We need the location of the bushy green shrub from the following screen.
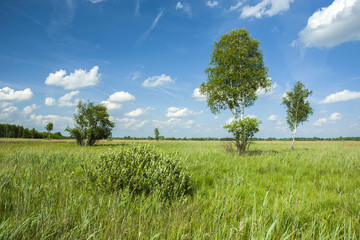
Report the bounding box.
[83,144,192,199]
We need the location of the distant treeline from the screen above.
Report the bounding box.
[116,136,360,141]
[0,123,65,139]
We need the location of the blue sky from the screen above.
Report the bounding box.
[0,0,359,138]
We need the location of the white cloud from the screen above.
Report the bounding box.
[58,91,80,107]
[167,107,192,117]
[125,107,153,117]
[116,118,148,130]
[314,112,342,126]
[101,91,136,110]
[176,2,183,9]
[319,90,360,104]
[0,87,33,107]
[137,8,165,45]
[45,66,100,90]
[45,97,56,106]
[153,118,195,129]
[230,1,243,11]
[225,115,257,125]
[176,2,192,17]
[298,0,360,48]
[206,1,219,8]
[329,112,343,121]
[268,115,278,121]
[239,0,294,18]
[256,81,277,96]
[89,0,105,3]
[23,104,38,115]
[30,114,73,128]
[192,88,206,101]
[3,106,18,113]
[142,74,175,88]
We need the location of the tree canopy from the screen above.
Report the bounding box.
[200,28,270,154]
[200,28,270,120]
[66,101,115,146]
[282,81,313,149]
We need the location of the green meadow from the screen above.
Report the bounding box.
[0,140,359,239]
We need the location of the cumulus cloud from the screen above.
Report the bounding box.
[125,107,154,117]
[45,66,100,90]
[142,74,175,88]
[238,0,294,18]
[206,1,219,8]
[3,106,18,113]
[23,104,38,115]
[45,97,56,106]
[192,88,206,101]
[153,118,195,129]
[166,107,202,118]
[314,112,343,126]
[30,114,73,128]
[256,81,277,96]
[58,91,80,107]
[268,114,278,121]
[0,87,33,107]
[298,0,360,48]
[319,90,360,104]
[101,91,136,110]
[116,118,148,130]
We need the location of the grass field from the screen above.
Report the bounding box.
[0,139,359,239]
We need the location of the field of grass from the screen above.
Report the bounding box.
[0,139,359,239]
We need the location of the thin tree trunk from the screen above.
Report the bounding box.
[240,103,244,120]
[291,124,297,150]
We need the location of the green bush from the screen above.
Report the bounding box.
[83,144,192,199]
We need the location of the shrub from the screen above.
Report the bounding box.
[83,144,192,199]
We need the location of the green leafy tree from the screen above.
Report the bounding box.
[154,128,159,141]
[282,81,313,149]
[66,101,115,146]
[200,28,270,154]
[45,122,53,139]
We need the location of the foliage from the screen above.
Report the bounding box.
[45,122,53,139]
[65,101,115,146]
[83,144,192,199]
[224,117,261,154]
[282,81,313,149]
[200,28,270,119]
[0,123,65,139]
[154,128,160,141]
[200,28,269,153]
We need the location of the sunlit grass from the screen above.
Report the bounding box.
[0,140,359,239]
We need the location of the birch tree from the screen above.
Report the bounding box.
[200,28,270,153]
[282,81,313,149]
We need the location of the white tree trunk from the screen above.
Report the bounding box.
[291,123,297,150]
[240,102,244,120]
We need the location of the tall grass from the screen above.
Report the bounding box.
[0,140,359,239]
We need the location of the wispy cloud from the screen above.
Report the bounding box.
[206,1,219,8]
[314,112,343,126]
[176,2,192,17]
[137,8,165,45]
[233,0,294,19]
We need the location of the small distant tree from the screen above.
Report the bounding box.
[200,28,270,154]
[154,128,159,141]
[282,81,313,149]
[66,101,115,146]
[45,122,53,139]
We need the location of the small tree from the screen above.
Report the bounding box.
[282,81,313,149]
[154,128,159,141]
[200,28,270,154]
[45,122,53,139]
[66,101,115,146]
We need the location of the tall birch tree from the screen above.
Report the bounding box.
[200,28,270,153]
[282,81,313,149]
